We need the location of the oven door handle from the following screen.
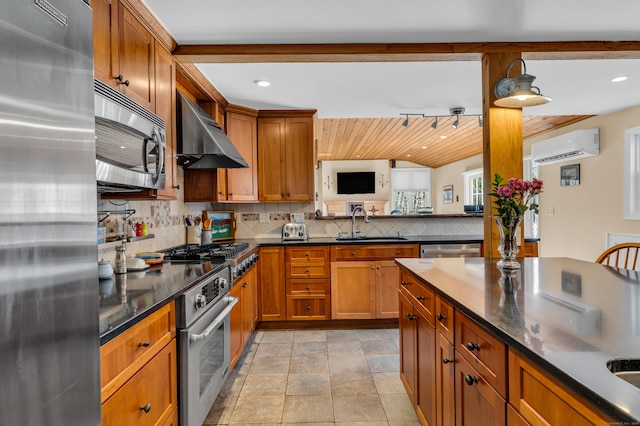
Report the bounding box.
[189,296,239,343]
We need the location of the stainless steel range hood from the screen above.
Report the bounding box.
[176,90,248,169]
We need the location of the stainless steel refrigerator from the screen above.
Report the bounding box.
[0,0,101,425]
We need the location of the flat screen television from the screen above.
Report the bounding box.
[336,171,376,194]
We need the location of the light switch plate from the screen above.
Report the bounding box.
[259,213,269,223]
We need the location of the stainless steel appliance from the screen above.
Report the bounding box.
[420,243,482,258]
[282,222,309,241]
[95,78,166,192]
[177,90,248,169]
[0,1,100,425]
[177,264,238,426]
[163,242,250,262]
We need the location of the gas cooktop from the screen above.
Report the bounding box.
[162,242,249,263]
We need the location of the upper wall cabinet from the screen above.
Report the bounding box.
[258,112,316,202]
[93,0,155,112]
[225,107,259,202]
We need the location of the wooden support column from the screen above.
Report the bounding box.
[482,52,524,258]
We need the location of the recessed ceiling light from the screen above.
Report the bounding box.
[406,154,412,157]
[440,135,447,139]
[611,76,628,83]
[421,146,427,149]
[255,80,271,87]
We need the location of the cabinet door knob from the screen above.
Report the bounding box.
[114,74,130,86]
[351,252,356,256]
[416,296,425,301]
[242,282,248,288]
[437,313,447,321]
[306,285,310,290]
[138,341,150,348]
[173,184,181,189]
[396,251,400,254]
[306,305,311,310]
[305,252,310,256]
[466,342,480,351]
[442,358,453,364]
[305,269,310,273]
[405,313,416,321]
[464,375,479,386]
[140,403,152,413]
[218,191,223,195]
[371,266,375,270]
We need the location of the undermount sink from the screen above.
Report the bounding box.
[335,236,408,241]
[607,358,640,388]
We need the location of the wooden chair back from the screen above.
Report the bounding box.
[595,242,640,270]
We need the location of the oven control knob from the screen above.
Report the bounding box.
[194,294,207,310]
[219,277,228,290]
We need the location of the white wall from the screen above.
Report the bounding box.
[526,105,640,261]
[431,154,483,214]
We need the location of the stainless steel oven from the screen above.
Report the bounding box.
[177,264,237,426]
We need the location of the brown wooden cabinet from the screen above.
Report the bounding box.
[93,0,155,111]
[508,350,612,426]
[226,108,259,202]
[285,246,330,320]
[436,331,455,426]
[231,263,259,368]
[100,302,177,426]
[258,247,286,321]
[331,244,418,320]
[454,355,506,426]
[258,113,315,202]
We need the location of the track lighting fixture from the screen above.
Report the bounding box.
[494,58,551,108]
[450,107,464,129]
[399,108,481,129]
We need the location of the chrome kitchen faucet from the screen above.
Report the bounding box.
[351,205,371,238]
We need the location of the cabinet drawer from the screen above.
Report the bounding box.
[331,244,418,261]
[101,341,178,426]
[285,246,330,264]
[101,302,175,402]
[454,355,506,426]
[400,272,435,324]
[286,262,330,279]
[455,312,507,397]
[286,296,330,320]
[287,279,329,295]
[435,295,454,344]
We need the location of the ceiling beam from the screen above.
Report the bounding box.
[173,41,640,63]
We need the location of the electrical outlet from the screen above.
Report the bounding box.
[546,207,555,216]
[259,213,270,223]
[291,212,304,223]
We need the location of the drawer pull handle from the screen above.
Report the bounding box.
[305,253,309,256]
[140,403,152,413]
[306,285,310,290]
[442,358,453,364]
[466,342,480,351]
[464,375,478,386]
[242,282,248,288]
[396,251,400,254]
[416,296,425,301]
[351,252,356,256]
[405,313,416,321]
[114,74,130,86]
[138,341,150,348]
[437,313,447,321]
[306,269,310,273]
[401,280,407,285]
[306,305,311,310]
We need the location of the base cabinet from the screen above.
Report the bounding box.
[230,264,258,369]
[100,302,177,426]
[258,247,286,321]
[435,331,455,426]
[454,355,506,426]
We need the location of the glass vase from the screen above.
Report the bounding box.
[494,215,523,269]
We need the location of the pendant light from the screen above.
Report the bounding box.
[494,58,551,108]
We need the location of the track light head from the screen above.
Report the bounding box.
[431,117,438,130]
[402,116,409,127]
[449,107,464,129]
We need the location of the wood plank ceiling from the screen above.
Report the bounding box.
[316,115,592,168]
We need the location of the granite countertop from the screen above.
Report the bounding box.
[250,235,485,246]
[98,261,222,345]
[396,257,640,423]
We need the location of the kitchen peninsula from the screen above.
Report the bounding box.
[396,257,640,425]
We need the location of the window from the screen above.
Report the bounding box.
[523,157,540,238]
[462,168,483,205]
[391,168,431,214]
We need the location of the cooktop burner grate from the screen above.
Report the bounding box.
[162,242,249,262]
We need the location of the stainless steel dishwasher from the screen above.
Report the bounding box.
[420,243,482,258]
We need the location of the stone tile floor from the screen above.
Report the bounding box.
[203,328,419,425]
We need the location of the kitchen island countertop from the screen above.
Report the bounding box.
[396,257,640,423]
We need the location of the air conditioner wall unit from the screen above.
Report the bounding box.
[531,128,599,165]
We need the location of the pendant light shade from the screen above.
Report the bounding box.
[494,58,551,108]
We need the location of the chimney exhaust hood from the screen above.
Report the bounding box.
[176,89,248,169]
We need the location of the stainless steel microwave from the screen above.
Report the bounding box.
[94,79,166,192]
